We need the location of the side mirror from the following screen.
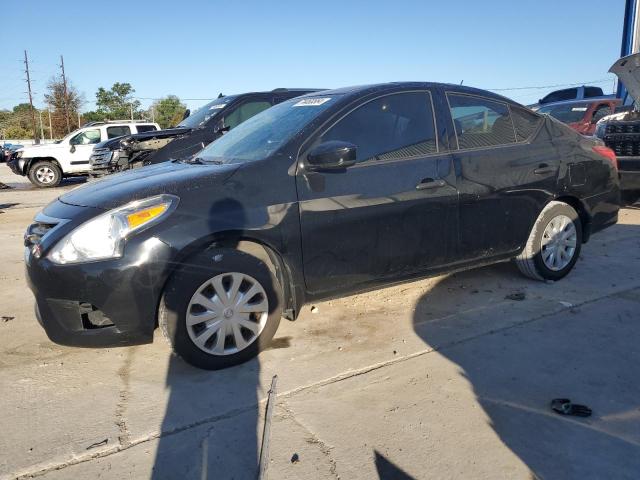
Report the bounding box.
[70,145,76,153]
[182,109,191,120]
[307,141,357,172]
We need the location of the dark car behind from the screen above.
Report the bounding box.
[89,88,320,175]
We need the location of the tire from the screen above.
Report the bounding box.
[28,160,62,188]
[159,248,283,370]
[515,201,582,281]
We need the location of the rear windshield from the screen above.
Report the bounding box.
[537,103,589,123]
[196,96,336,164]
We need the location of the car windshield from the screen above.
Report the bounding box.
[177,96,239,128]
[196,96,337,164]
[538,103,590,123]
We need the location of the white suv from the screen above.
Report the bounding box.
[8,121,160,187]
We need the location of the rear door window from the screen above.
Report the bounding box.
[106,126,131,139]
[318,91,438,163]
[447,94,516,149]
[541,88,578,103]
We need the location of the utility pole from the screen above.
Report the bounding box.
[130,103,134,121]
[60,55,71,134]
[39,110,44,140]
[78,112,81,128]
[47,109,53,140]
[23,50,39,144]
[151,105,155,123]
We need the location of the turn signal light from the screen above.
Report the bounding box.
[126,204,169,229]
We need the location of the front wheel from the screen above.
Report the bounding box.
[28,161,62,188]
[159,248,283,370]
[515,201,582,281]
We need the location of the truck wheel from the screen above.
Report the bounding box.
[28,161,62,188]
[515,201,582,281]
[159,248,283,370]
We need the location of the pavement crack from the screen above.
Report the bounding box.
[115,348,135,448]
[279,401,340,479]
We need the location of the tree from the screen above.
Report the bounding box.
[44,76,84,137]
[95,82,141,119]
[149,95,186,129]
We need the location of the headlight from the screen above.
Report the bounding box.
[15,150,23,159]
[48,195,178,264]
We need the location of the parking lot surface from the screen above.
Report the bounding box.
[1,165,639,480]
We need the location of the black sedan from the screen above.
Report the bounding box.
[24,83,620,369]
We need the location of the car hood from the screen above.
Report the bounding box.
[610,53,640,104]
[59,160,239,210]
[98,127,193,150]
[21,143,64,153]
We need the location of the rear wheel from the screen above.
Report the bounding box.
[28,161,62,188]
[515,201,582,281]
[159,248,283,370]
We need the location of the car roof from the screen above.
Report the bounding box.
[297,82,524,106]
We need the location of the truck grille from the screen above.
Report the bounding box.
[605,123,640,134]
[89,148,112,166]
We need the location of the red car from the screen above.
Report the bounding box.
[537,98,621,135]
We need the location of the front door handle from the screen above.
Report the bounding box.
[416,178,446,190]
[533,163,555,175]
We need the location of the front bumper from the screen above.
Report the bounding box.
[25,201,175,347]
[7,157,25,176]
[620,170,640,191]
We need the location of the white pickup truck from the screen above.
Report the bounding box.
[8,120,159,187]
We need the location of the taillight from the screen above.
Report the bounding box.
[592,145,618,170]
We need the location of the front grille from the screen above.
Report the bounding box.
[24,213,65,247]
[605,123,640,134]
[89,148,112,166]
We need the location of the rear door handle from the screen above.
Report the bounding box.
[416,178,446,190]
[533,163,556,175]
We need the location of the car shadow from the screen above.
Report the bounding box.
[150,198,275,480]
[410,226,640,479]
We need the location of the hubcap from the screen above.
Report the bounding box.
[186,272,269,356]
[540,214,577,271]
[36,166,55,184]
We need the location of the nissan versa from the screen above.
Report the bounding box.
[24,83,620,370]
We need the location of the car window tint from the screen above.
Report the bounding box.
[511,107,542,141]
[106,126,131,139]
[224,101,272,130]
[584,86,604,98]
[448,94,516,149]
[592,104,612,122]
[136,125,157,133]
[542,88,577,103]
[320,92,437,163]
[537,102,589,123]
[70,129,101,145]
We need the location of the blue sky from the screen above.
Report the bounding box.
[0,0,625,112]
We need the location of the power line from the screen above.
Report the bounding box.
[486,78,612,92]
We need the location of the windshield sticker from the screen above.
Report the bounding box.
[209,104,227,110]
[293,98,331,107]
[571,107,588,111]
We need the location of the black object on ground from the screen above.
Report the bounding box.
[2,316,15,322]
[290,453,299,464]
[550,398,592,417]
[505,292,526,301]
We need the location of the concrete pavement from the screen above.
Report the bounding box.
[1,164,639,479]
